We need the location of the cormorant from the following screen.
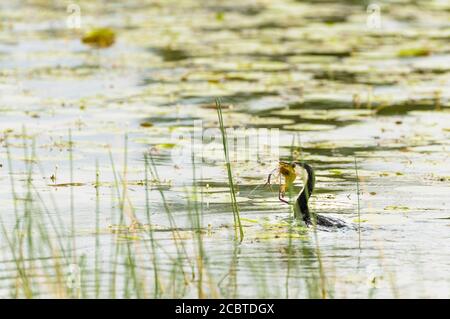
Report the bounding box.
[273,161,347,228]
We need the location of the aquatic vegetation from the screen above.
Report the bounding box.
[0,0,449,299]
[216,98,244,241]
[397,48,431,58]
[81,28,116,48]
[139,122,154,128]
[384,206,410,211]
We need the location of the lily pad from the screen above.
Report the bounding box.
[82,28,116,48]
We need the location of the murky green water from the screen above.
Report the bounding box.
[0,0,449,298]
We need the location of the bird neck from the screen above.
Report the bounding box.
[295,163,315,224]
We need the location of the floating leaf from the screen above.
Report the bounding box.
[140,122,154,128]
[156,143,176,149]
[397,48,430,58]
[384,205,410,211]
[240,217,258,224]
[82,28,116,48]
[48,182,85,187]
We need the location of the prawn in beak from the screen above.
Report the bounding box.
[266,162,299,204]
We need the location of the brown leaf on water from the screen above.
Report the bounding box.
[81,28,116,48]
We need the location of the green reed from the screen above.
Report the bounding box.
[215,98,244,242]
[0,129,402,299]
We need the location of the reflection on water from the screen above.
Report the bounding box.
[0,0,449,298]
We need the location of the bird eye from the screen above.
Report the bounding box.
[291,163,296,168]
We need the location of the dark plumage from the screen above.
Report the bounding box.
[292,162,347,228]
